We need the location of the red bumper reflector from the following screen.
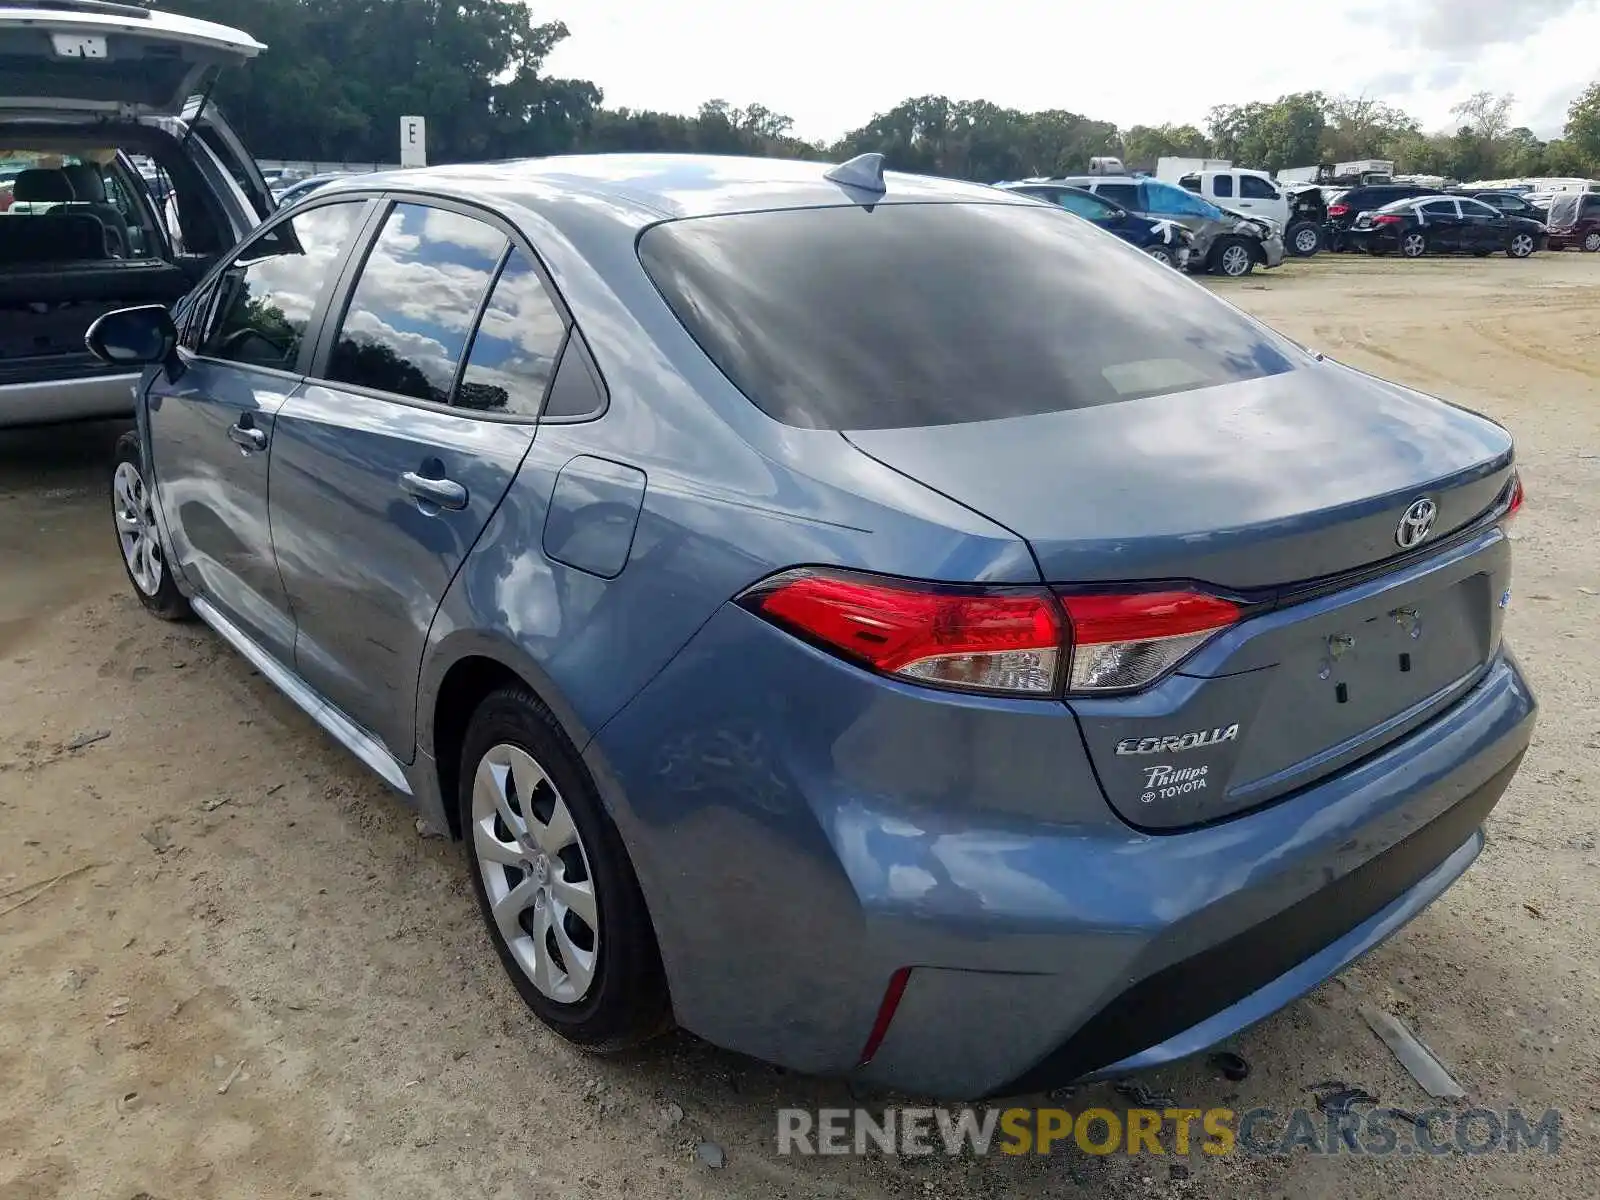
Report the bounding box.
[857,966,912,1067]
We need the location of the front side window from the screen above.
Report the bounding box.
[1417,199,1458,217]
[1051,189,1117,220]
[327,203,506,404]
[638,202,1302,430]
[1459,199,1499,217]
[196,201,367,371]
[456,248,569,416]
[1239,174,1277,199]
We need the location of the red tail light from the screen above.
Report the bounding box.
[1502,470,1525,524]
[1328,203,1350,217]
[739,569,1241,697]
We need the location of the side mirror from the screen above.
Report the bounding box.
[84,304,178,368]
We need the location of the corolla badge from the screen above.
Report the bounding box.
[1395,497,1438,548]
[1115,724,1240,756]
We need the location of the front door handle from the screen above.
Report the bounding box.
[227,422,267,452]
[400,471,468,511]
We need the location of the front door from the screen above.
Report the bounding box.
[147,199,369,662]
[269,200,567,759]
[1457,201,1504,251]
[1414,198,1463,252]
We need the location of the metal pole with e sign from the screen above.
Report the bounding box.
[400,116,427,168]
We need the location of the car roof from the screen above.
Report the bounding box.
[316,154,1030,231]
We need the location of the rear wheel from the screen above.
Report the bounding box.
[111,432,190,621]
[1400,232,1427,258]
[1213,238,1255,277]
[459,685,669,1050]
[1143,243,1174,267]
[1286,220,1321,256]
[1582,231,1600,253]
[1507,232,1536,258]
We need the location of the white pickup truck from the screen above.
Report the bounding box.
[1169,169,1326,256]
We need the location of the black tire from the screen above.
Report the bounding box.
[1211,236,1255,277]
[1506,231,1536,259]
[111,431,191,621]
[1286,220,1321,257]
[458,684,670,1050]
[1143,243,1175,267]
[1400,232,1427,258]
[1582,231,1600,253]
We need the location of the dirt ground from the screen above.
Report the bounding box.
[2,252,1597,1200]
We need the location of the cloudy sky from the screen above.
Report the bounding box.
[544,0,1599,143]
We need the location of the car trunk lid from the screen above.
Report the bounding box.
[845,359,1518,826]
[0,2,263,118]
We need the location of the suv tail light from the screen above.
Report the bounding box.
[738,568,1241,698]
[1328,203,1350,217]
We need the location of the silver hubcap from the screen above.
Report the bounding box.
[1295,227,1319,252]
[1145,246,1171,265]
[113,460,162,596]
[1511,234,1533,257]
[471,743,599,1003]
[1403,235,1425,257]
[1220,245,1250,275]
[1584,233,1600,251]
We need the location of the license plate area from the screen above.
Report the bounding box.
[1225,571,1495,799]
[51,33,108,59]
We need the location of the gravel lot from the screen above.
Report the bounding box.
[2,252,1597,1199]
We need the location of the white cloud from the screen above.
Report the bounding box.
[543,0,1600,142]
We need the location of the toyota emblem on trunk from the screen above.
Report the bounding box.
[1396,497,1438,548]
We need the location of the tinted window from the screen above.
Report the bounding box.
[1143,181,1222,219]
[197,201,366,371]
[1052,189,1117,220]
[1239,174,1277,199]
[456,249,569,415]
[1417,199,1458,216]
[1212,174,1234,198]
[1178,175,1201,193]
[1458,198,1499,217]
[1093,182,1139,207]
[638,203,1301,431]
[328,203,505,404]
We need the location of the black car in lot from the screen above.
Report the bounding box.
[1325,183,1443,248]
[1345,195,1545,259]
[997,182,1195,267]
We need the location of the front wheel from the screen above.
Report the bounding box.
[1507,232,1536,258]
[1143,243,1175,267]
[1286,220,1321,256]
[112,432,190,620]
[460,685,670,1050]
[1213,238,1255,277]
[1581,230,1600,253]
[1401,232,1427,258]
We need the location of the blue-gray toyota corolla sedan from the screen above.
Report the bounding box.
[89,153,1535,1099]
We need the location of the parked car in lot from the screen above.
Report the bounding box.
[1346,195,1544,259]
[993,181,1194,266]
[0,2,276,427]
[1543,192,1600,252]
[90,151,1534,1099]
[1050,173,1284,276]
[1325,183,1443,249]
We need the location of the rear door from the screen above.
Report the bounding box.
[149,196,371,663]
[0,4,263,117]
[268,197,563,760]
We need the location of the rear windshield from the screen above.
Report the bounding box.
[638,202,1300,430]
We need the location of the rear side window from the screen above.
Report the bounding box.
[1211,175,1234,198]
[327,203,506,404]
[197,201,367,371]
[456,248,569,416]
[638,202,1301,431]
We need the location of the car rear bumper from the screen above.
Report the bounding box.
[0,371,139,427]
[589,605,1535,1099]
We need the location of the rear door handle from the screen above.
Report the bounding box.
[400,471,468,511]
[227,422,267,452]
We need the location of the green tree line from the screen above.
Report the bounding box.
[164,0,1600,182]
